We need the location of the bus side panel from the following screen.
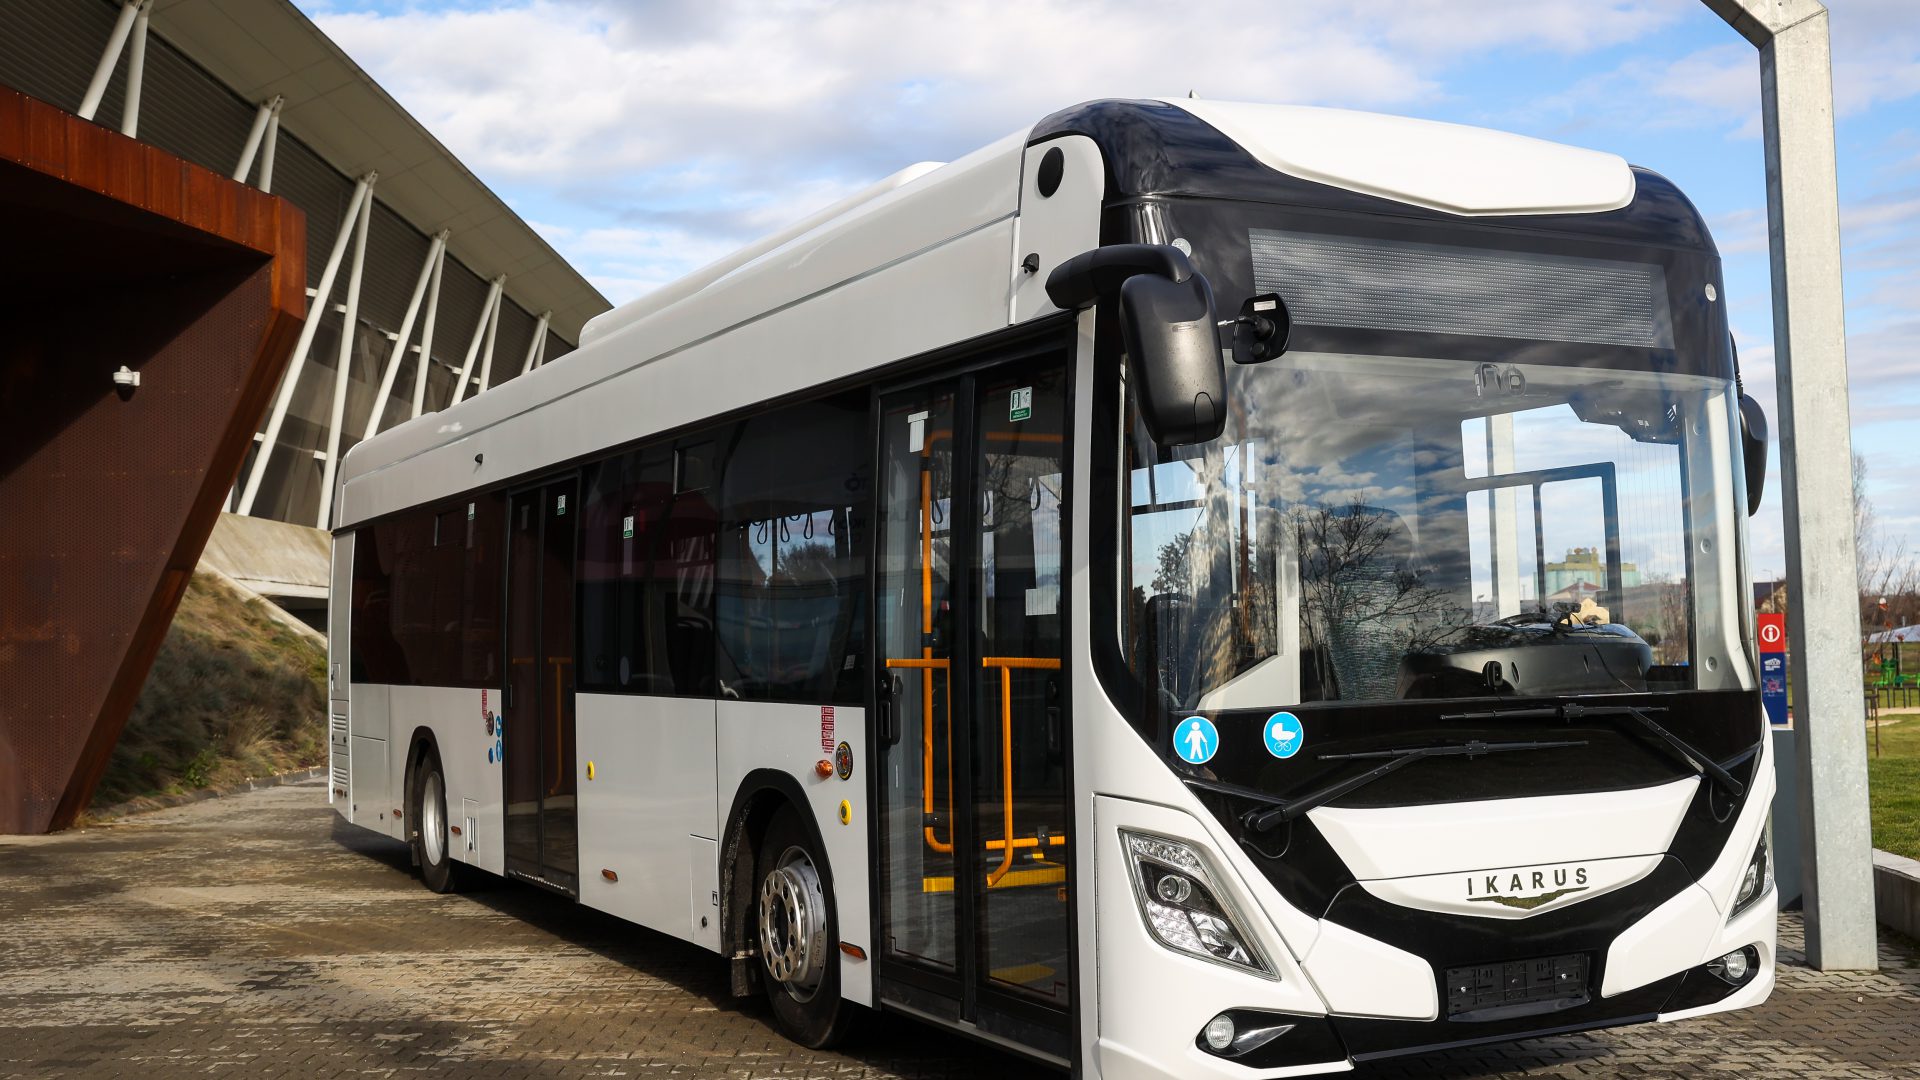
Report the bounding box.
[385,683,505,876]
[328,532,352,811]
[346,681,392,836]
[575,693,717,943]
[336,220,1019,537]
[715,700,871,1008]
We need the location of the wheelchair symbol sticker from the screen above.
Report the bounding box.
[1177,716,1219,765]
[1264,712,1304,759]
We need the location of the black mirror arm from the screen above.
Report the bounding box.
[1044,244,1194,310]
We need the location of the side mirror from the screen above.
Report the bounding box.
[1045,244,1227,446]
[1739,393,1767,516]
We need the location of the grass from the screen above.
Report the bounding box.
[85,571,328,816]
[1869,716,1920,861]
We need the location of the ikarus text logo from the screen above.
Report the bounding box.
[1465,864,1591,910]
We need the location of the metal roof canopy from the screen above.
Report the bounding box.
[148,0,608,344]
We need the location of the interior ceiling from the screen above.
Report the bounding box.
[149,0,611,343]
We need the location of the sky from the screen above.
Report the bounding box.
[296,0,1920,583]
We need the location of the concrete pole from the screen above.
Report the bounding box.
[237,174,374,516]
[116,1,150,138]
[364,231,448,440]
[1701,0,1878,970]
[411,241,448,417]
[76,0,141,122]
[316,185,375,530]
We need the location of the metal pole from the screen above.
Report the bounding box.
[411,239,448,417]
[317,186,375,529]
[364,232,447,441]
[76,0,141,122]
[237,174,374,516]
[1701,0,1878,970]
[450,276,503,406]
[117,1,150,138]
[232,96,283,183]
[476,282,505,394]
[258,103,282,193]
[520,311,552,376]
[531,322,550,370]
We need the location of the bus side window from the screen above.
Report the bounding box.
[712,392,870,705]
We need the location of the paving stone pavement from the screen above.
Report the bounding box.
[0,777,1916,1079]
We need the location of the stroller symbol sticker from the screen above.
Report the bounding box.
[1177,716,1219,765]
[1264,712,1304,759]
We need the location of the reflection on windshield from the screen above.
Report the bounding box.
[1123,353,1746,711]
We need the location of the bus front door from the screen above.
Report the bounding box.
[503,478,580,895]
[874,349,1073,1057]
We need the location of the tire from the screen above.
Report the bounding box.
[411,748,470,894]
[755,805,856,1048]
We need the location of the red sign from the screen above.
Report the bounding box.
[820,706,836,753]
[1758,613,1786,653]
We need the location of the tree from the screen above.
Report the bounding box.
[1854,454,1919,676]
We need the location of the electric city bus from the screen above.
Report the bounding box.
[328,98,1778,1077]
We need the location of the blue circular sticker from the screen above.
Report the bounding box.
[1264,712,1305,759]
[1175,716,1219,765]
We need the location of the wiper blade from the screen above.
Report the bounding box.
[1443,702,1746,798]
[1235,738,1587,834]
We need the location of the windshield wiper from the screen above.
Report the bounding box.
[1442,702,1746,798]
[1223,738,1587,834]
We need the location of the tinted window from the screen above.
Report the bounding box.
[714,393,870,704]
[578,442,720,695]
[350,494,503,687]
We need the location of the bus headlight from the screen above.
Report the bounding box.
[1730,833,1772,919]
[1121,830,1275,977]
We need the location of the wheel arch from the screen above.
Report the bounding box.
[401,726,442,864]
[719,768,834,998]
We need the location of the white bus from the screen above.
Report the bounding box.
[328,98,1778,1077]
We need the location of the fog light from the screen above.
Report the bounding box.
[1706,945,1759,985]
[1203,1013,1236,1051]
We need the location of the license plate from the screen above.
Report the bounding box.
[1445,952,1590,1020]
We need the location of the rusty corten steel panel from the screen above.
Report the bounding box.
[0,87,306,833]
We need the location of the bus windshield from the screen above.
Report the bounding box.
[1122,351,1752,712]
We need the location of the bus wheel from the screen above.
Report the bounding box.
[755,805,854,1048]
[411,749,468,894]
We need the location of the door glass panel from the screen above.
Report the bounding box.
[540,480,579,888]
[972,363,1071,1006]
[504,491,542,874]
[877,387,957,973]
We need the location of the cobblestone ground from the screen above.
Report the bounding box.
[0,778,1916,1079]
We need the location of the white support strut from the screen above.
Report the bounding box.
[76,0,143,122]
[317,182,376,529]
[450,276,504,406]
[411,241,448,418]
[1698,0,1877,971]
[476,281,505,394]
[520,310,553,376]
[364,231,448,441]
[258,103,281,193]
[117,0,151,138]
[236,174,375,517]
[233,96,285,185]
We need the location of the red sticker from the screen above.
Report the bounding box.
[820,706,836,753]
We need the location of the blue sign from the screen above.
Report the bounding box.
[1761,654,1788,727]
[1176,716,1219,765]
[1264,712,1305,759]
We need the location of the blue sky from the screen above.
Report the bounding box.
[299,0,1920,581]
